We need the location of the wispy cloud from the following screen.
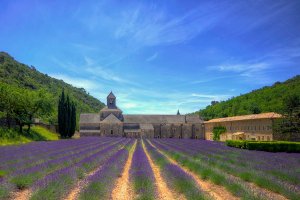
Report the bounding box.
[210,62,269,75]
[85,66,133,84]
[49,73,98,90]
[115,88,231,114]
[146,52,158,62]
[114,3,234,46]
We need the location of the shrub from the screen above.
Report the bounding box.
[225,140,247,149]
[212,126,226,141]
[226,140,300,153]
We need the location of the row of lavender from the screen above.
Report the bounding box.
[0,137,128,199]
[129,139,156,199]
[144,139,210,199]
[151,139,300,200]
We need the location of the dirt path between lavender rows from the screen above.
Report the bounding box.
[142,140,185,200]
[65,166,102,200]
[154,140,289,200]
[111,140,137,200]
[9,188,31,200]
[147,140,240,200]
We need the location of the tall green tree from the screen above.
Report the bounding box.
[0,83,52,133]
[274,94,300,141]
[58,90,76,138]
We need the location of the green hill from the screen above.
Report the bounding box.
[196,75,300,120]
[0,52,105,124]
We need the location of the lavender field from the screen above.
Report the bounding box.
[0,137,299,200]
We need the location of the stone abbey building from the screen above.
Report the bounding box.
[80,92,205,139]
[204,112,281,141]
[80,92,282,141]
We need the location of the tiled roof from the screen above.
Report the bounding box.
[80,113,203,124]
[204,112,282,123]
[80,114,100,123]
[124,115,186,124]
[100,106,122,112]
[101,113,122,123]
[140,123,154,130]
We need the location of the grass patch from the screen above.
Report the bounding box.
[0,126,59,146]
[0,170,7,178]
[11,174,36,189]
[30,126,59,141]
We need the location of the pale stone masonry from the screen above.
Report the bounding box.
[80,92,205,139]
[204,112,281,141]
[80,92,281,140]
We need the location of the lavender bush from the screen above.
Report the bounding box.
[129,139,156,199]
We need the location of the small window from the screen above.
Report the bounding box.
[111,130,113,135]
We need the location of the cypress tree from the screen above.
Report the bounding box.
[58,90,76,138]
[69,103,76,138]
[58,90,65,138]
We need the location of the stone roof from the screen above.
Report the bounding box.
[80,114,100,123]
[101,113,122,123]
[80,113,203,124]
[204,112,282,123]
[140,123,154,130]
[186,115,203,123]
[124,115,186,124]
[107,91,116,98]
[100,106,122,112]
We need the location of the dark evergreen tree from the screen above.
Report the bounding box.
[69,103,76,138]
[58,90,76,138]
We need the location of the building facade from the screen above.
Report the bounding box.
[79,92,205,139]
[204,112,281,141]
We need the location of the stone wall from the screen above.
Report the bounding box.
[205,119,275,141]
[100,123,124,137]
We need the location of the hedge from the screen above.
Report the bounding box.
[226,140,300,153]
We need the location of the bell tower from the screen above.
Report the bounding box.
[107,91,117,109]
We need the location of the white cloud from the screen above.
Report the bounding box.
[49,74,98,90]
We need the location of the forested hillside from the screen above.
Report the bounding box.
[196,75,300,120]
[0,52,105,124]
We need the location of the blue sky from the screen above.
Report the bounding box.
[1,0,300,114]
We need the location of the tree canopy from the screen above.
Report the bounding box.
[0,52,105,127]
[196,75,300,120]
